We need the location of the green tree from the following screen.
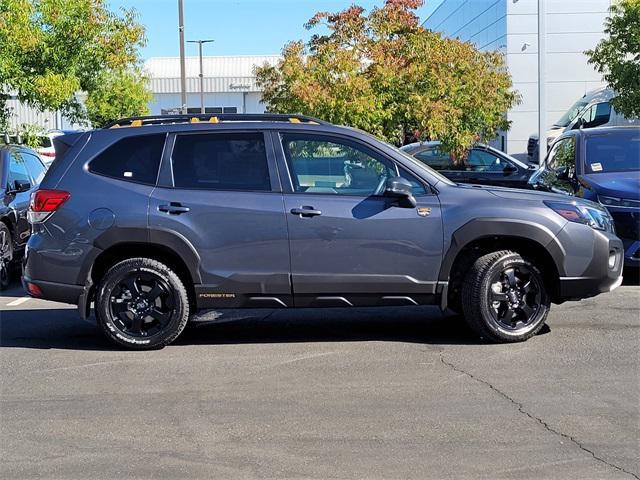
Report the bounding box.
[586,0,640,118]
[0,0,150,127]
[256,0,519,161]
[85,68,151,126]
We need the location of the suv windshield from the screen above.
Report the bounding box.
[554,99,589,127]
[584,130,640,173]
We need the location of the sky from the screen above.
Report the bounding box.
[108,0,444,60]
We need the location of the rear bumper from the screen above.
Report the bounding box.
[558,230,624,300]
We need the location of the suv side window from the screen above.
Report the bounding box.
[466,149,505,172]
[282,133,397,196]
[172,132,270,191]
[414,147,453,171]
[537,136,577,194]
[579,102,611,128]
[7,151,31,188]
[89,134,166,185]
[22,152,46,185]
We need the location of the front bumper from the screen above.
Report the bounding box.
[558,228,624,300]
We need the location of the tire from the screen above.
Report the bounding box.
[461,250,550,343]
[0,223,13,290]
[95,258,190,350]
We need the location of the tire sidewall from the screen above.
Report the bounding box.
[479,254,549,340]
[96,261,188,349]
[0,223,13,289]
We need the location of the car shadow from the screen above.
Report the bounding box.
[0,303,523,351]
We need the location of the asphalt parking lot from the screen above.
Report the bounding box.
[1,277,639,480]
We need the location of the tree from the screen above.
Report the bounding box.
[256,0,519,161]
[0,0,150,127]
[586,0,640,119]
[85,69,151,126]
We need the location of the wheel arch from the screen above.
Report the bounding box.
[440,219,565,310]
[77,227,202,317]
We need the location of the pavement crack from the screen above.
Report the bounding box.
[439,353,639,480]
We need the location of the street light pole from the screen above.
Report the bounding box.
[178,0,187,114]
[538,0,547,165]
[188,39,214,114]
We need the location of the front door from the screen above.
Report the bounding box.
[149,130,291,309]
[275,132,444,307]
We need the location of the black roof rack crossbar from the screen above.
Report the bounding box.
[103,113,329,129]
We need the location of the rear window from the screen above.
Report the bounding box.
[89,134,166,185]
[171,132,271,191]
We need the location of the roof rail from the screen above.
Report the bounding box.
[102,113,328,129]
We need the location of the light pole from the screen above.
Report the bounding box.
[178,0,187,114]
[537,0,547,165]
[188,39,214,114]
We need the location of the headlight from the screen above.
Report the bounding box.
[544,200,615,233]
[598,195,640,209]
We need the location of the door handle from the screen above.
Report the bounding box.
[290,206,322,217]
[158,202,190,215]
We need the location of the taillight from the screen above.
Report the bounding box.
[28,189,70,223]
[40,152,55,158]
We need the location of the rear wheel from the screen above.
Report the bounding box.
[0,223,13,290]
[461,250,550,342]
[95,258,189,350]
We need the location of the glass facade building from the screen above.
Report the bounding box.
[424,0,611,158]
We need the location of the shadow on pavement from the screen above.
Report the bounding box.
[0,304,516,351]
[1,278,555,351]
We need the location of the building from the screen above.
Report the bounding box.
[423,0,611,158]
[143,55,281,115]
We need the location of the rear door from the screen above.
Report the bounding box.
[274,131,443,307]
[148,130,291,308]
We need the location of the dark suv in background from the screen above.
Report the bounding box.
[23,114,623,349]
[529,127,639,267]
[0,144,47,289]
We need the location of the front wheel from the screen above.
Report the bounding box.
[95,258,190,350]
[461,250,550,343]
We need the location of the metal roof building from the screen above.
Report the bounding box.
[143,55,281,115]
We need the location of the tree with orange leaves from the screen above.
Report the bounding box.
[256,0,519,163]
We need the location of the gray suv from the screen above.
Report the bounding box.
[22,114,623,350]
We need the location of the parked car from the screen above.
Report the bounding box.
[23,114,623,349]
[401,142,536,188]
[528,87,640,162]
[528,126,639,267]
[0,144,47,288]
[36,130,82,166]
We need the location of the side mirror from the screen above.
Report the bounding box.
[384,176,416,208]
[571,118,584,130]
[8,179,31,194]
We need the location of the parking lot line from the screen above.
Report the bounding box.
[6,297,30,307]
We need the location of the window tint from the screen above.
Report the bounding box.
[585,131,640,173]
[172,132,270,191]
[547,137,576,170]
[22,152,46,184]
[89,134,165,185]
[414,147,453,171]
[282,134,396,196]
[7,151,30,186]
[580,102,611,128]
[398,168,429,195]
[466,150,507,172]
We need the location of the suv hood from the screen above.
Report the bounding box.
[580,171,640,200]
[455,183,570,203]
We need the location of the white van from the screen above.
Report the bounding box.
[527,87,640,162]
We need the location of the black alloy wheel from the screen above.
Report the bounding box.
[461,250,550,343]
[488,265,543,332]
[95,258,190,350]
[109,271,175,338]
